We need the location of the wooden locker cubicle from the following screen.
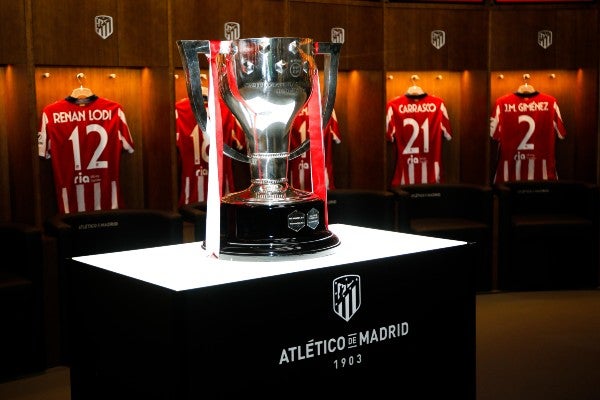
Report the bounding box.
[289,1,386,190]
[383,4,490,186]
[28,0,177,223]
[489,5,599,184]
[0,0,38,225]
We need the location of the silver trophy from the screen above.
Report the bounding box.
[178,37,341,257]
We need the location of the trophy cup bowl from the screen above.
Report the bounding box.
[178,37,342,258]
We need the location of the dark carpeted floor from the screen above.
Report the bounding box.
[476,289,600,400]
[1,289,599,399]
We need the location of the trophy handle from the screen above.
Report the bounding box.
[177,40,210,133]
[177,40,250,164]
[289,42,341,160]
[289,140,311,160]
[315,42,342,128]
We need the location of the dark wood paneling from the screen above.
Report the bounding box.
[446,10,488,70]
[290,2,383,70]
[288,2,346,71]
[551,69,599,182]
[171,0,223,41]
[459,70,491,185]
[572,69,599,182]
[172,0,284,67]
[0,68,9,220]
[490,7,598,70]
[32,0,169,67]
[490,9,557,70]
[241,0,288,38]
[384,6,487,70]
[32,0,119,66]
[117,0,169,67]
[289,2,346,43]
[555,8,598,69]
[140,67,178,209]
[333,71,386,190]
[346,4,384,70]
[6,65,39,225]
[0,0,28,64]
[384,8,448,70]
[171,0,236,68]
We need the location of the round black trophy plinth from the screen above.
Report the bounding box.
[206,198,340,259]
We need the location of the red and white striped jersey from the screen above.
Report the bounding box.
[175,97,245,206]
[386,93,452,186]
[38,96,134,214]
[490,91,566,183]
[289,106,341,191]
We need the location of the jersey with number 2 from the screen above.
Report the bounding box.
[490,92,566,183]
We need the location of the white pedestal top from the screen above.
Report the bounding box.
[73,224,465,291]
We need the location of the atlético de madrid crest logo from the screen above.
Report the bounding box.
[95,15,113,40]
[333,274,361,322]
[431,30,446,50]
[537,30,553,49]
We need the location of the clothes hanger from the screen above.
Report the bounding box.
[70,73,94,98]
[406,74,425,96]
[517,73,536,94]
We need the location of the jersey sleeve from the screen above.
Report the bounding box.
[439,101,453,141]
[327,109,342,144]
[117,107,135,153]
[489,100,502,140]
[37,111,51,159]
[553,102,567,140]
[385,101,396,143]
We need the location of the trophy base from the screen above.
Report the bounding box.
[204,197,340,260]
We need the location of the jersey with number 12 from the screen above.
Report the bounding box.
[38,96,134,214]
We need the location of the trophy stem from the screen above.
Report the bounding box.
[250,151,289,186]
[223,182,316,204]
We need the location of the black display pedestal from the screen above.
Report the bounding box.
[67,224,476,399]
